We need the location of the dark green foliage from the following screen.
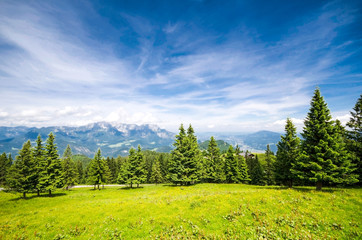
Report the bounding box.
[61,145,78,190]
[224,146,240,183]
[6,141,36,198]
[168,124,201,185]
[38,132,63,196]
[275,118,300,187]
[123,146,146,188]
[264,144,275,185]
[235,146,250,183]
[33,135,44,195]
[150,157,163,184]
[168,124,186,185]
[250,155,265,185]
[87,149,110,189]
[117,158,129,184]
[204,136,225,183]
[292,88,357,190]
[0,152,11,186]
[75,160,84,184]
[106,157,118,183]
[346,94,362,185]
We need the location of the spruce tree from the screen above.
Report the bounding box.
[205,136,225,183]
[117,158,130,185]
[75,160,84,184]
[7,141,36,198]
[38,132,63,196]
[168,124,186,185]
[33,135,45,195]
[264,144,275,185]
[275,118,300,187]
[150,157,163,184]
[0,152,11,186]
[224,146,240,183]
[250,154,265,185]
[346,94,362,185]
[61,145,78,190]
[183,125,201,185]
[134,145,146,187]
[235,146,250,183]
[87,149,109,189]
[292,88,357,190]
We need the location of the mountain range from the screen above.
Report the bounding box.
[0,122,281,157]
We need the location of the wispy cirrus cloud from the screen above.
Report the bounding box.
[0,0,360,133]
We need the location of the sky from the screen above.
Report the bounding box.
[0,0,361,133]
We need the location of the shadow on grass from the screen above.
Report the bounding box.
[255,185,338,193]
[9,192,67,201]
[117,186,144,190]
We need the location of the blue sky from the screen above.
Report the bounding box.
[0,0,361,133]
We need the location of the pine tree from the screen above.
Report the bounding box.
[224,146,240,183]
[250,155,265,185]
[183,125,201,185]
[75,160,84,184]
[292,88,357,190]
[235,146,250,183]
[117,158,129,185]
[205,136,225,183]
[0,152,11,186]
[87,149,109,189]
[150,157,163,184]
[7,141,36,198]
[168,124,187,185]
[38,132,63,196]
[61,145,78,190]
[275,118,300,187]
[264,144,275,185]
[106,157,118,183]
[33,135,45,195]
[346,94,362,185]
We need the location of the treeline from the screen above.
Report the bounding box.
[0,89,360,197]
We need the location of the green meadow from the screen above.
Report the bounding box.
[0,184,361,239]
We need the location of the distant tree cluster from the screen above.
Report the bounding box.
[0,89,360,196]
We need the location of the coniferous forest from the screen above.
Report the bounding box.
[0,89,360,194]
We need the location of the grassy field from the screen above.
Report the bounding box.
[0,184,361,239]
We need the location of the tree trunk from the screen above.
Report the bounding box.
[37,189,40,196]
[66,186,69,191]
[288,180,293,188]
[23,192,26,198]
[316,181,322,191]
[49,189,52,196]
[97,184,100,190]
[94,185,96,190]
[137,183,139,188]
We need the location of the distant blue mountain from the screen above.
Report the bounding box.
[0,123,282,157]
[0,122,174,157]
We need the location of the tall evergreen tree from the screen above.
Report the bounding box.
[106,157,118,183]
[61,145,78,190]
[117,158,130,185]
[150,157,163,184]
[87,149,110,189]
[205,136,225,183]
[224,146,240,183]
[183,125,201,185]
[250,154,265,185]
[264,144,275,185]
[168,124,187,185]
[235,146,250,183]
[38,132,63,196]
[346,94,362,185]
[33,135,45,195]
[275,118,300,187]
[75,160,84,184]
[292,88,357,190]
[7,141,36,198]
[0,152,11,186]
